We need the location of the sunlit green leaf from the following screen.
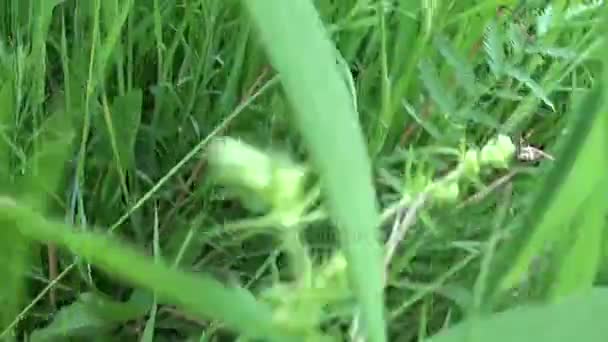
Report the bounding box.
[426,287,608,342]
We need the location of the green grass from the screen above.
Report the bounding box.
[1,0,608,341]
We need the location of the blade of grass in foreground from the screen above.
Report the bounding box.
[426,287,608,342]
[241,1,386,341]
[0,198,301,342]
[487,70,608,302]
[488,9,608,299]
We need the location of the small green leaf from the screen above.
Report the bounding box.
[419,59,458,117]
[484,20,506,77]
[505,65,555,112]
[30,291,152,342]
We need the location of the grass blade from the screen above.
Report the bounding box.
[426,287,608,342]
[240,1,386,341]
[0,198,301,342]
[488,74,608,300]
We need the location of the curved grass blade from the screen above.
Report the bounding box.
[30,291,151,341]
[426,287,608,342]
[488,9,608,297]
[487,74,608,300]
[240,1,386,341]
[0,198,302,342]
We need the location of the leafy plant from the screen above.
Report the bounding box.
[0,0,607,341]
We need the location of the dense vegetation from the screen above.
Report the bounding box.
[1,0,607,341]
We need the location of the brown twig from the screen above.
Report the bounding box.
[457,169,521,209]
[47,244,58,307]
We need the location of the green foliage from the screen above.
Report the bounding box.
[0,220,29,339]
[426,287,608,342]
[30,291,152,341]
[241,1,386,341]
[0,197,302,342]
[99,89,143,172]
[0,78,15,188]
[0,0,607,341]
[490,64,608,301]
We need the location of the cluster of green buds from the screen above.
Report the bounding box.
[480,134,517,169]
[261,252,351,338]
[462,134,518,177]
[207,137,308,226]
[429,134,516,204]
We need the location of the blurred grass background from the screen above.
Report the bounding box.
[0,0,607,341]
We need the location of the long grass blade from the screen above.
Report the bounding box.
[0,198,302,342]
[240,1,386,341]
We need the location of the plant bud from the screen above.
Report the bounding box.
[495,134,516,160]
[480,134,515,169]
[462,149,480,177]
[207,137,308,223]
[431,181,460,204]
[207,137,273,192]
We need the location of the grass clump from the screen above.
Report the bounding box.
[1,0,608,341]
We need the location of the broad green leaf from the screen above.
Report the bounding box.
[489,74,608,299]
[30,291,152,341]
[241,1,386,341]
[0,198,303,342]
[549,188,606,298]
[104,89,143,171]
[20,109,75,213]
[0,78,26,340]
[425,287,608,342]
[0,219,30,337]
[546,102,608,298]
[0,79,14,185]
